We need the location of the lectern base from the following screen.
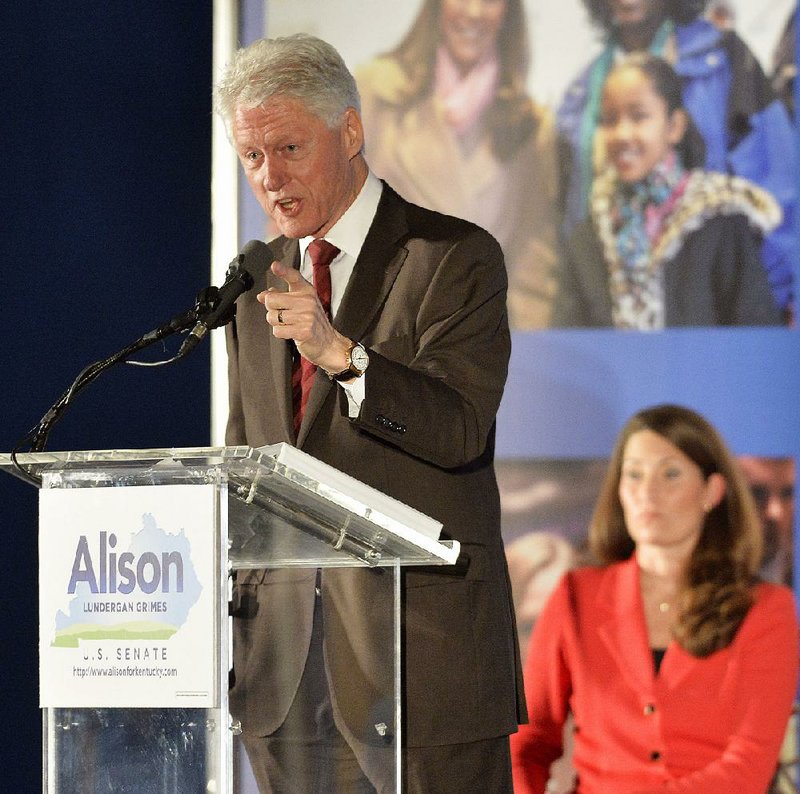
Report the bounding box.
[45,707,220,793]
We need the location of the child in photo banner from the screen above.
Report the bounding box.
[552,54,783,329]
[557,0,796,318]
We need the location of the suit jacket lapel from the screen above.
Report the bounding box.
[335,184,409,341]
[298,184,410,445]
[266,237,299,441]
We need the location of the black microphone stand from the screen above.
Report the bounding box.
[11,287,221,487]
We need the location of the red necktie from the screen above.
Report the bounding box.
[292,239,340,434]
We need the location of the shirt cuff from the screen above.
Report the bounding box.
[339,373,365,418]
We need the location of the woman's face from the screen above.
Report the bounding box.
[440,0,507,72]
[599,66,685,183]
[618,430,723,556]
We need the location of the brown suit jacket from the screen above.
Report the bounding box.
[225,183,525,748]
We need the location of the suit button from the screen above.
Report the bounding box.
[376,414,406,433]
[643,703,656,715]
[650,750,661,762]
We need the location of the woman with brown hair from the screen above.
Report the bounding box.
[355,0,560,329]
[511,404,798,792]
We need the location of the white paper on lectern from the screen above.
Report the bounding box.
[38,484,217,708]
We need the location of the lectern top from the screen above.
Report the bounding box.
[1,444,459,567]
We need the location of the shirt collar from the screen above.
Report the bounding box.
[299,171,383,263]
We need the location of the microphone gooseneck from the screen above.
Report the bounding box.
[12,240,270,483]
[177,238,268,357]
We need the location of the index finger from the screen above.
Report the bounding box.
[271,260,310,292]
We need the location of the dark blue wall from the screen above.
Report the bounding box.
[2,3,213,786]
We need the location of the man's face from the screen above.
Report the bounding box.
[232,96,364,239]
[738,456,795,583]
[607,0,668,29]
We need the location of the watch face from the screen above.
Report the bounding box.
[351,345,369,372]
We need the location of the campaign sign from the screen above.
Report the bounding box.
[39,484,217,708]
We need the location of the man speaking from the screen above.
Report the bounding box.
[215,33,524,793]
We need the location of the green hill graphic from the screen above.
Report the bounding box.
[52,621,177,647]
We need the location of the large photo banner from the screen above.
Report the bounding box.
[249,0,797,327]
[240,0,799,526]
[230,1,799,789]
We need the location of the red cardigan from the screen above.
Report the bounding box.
[511,556,799,793]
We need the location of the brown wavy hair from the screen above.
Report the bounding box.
[385,0,537,161]
[590,404,763,657]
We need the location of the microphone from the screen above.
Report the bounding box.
[178,240,267,357]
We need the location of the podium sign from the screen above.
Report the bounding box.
[1,445,457,793]
[39,484,218,708]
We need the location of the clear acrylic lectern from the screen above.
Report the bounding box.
[0,445,459,794]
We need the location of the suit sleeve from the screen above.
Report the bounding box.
[551,224,597,328]
[719,217,783,326]
[552,218,611,328]
[634,586,799,794]
[351,226,510,469]
[511,573,574,794]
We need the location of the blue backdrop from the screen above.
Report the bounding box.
[499,328,800,459]
[2,3,213,787]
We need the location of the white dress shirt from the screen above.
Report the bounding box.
[298,170,383,414]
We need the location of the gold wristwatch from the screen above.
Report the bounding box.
[329,341,369,381]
